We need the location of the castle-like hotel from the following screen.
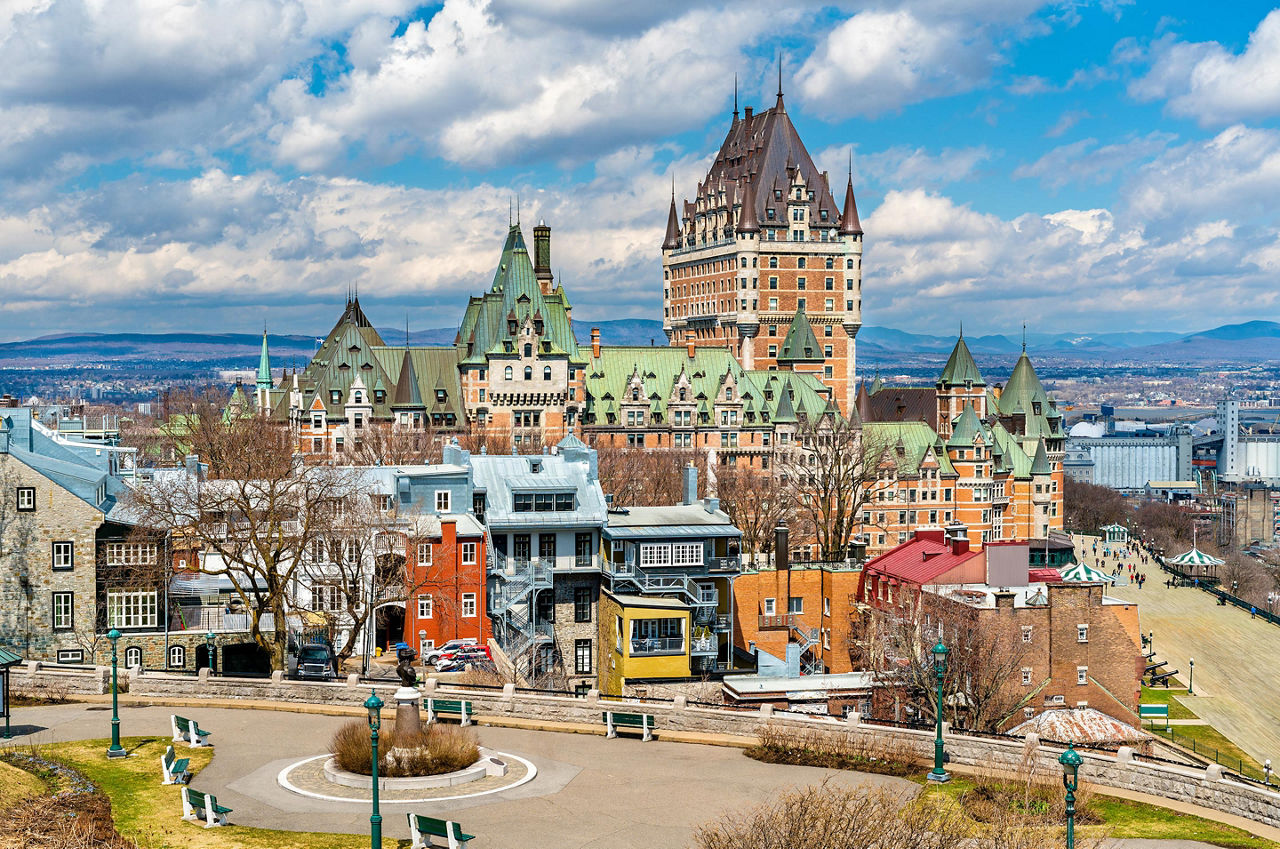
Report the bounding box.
[254,89,1065,555]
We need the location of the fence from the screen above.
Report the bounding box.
[1147,722,1268,783]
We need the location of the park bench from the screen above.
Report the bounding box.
[407,813,474,849]
[180,786,232,827]
[159,744,191,785]
[1138,703,1169,729]
[602,710,655,742]
[426,697,473,726]
[1150,669,1179,688]
[171,714,212,747]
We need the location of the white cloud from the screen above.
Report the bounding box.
[1013,132,1174,190]
[268,0,780,170]
[817,143,992,190]
[1132,9,1280,125]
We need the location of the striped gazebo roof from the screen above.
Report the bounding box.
[1169,547,1224,567]
[1059,561,1115,583]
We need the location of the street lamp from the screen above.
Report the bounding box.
[365,690,384,849]
[1266,759,1272,787]
[106,629,125,759]
[205,632,216,675]
[928,641,950,783]
[1188,658,1194,695]
[1060,743,1083,849]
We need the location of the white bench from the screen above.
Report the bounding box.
[181,786,231,828]
[171,714,212,748]
[407,813,473,848]
[160,745,191,785]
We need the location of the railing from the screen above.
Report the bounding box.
[630,637,685,656]
[373,585,405,603]
[574,555,594,568]
[758,613,800,629]
[690,636,717,655]
[706,556,741,572]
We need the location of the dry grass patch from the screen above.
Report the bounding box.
[745,723,927,777]
[331,720,479,777]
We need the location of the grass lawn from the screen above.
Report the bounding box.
[0,758,45,812]
[914,774,1279,848]
[1139,685,1199,720]
[1148,724,1266,778]
[47,736,402,849]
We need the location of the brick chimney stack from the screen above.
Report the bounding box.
[686,330,696,358]
[591,327,601,359]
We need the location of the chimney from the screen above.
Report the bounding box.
[944,523,969,555]
[686,330,696,358]
[774,521,789,570]
[591,327,601,359]
[744,106,753,121]
[682,462,698,505]
[533,220,553,293]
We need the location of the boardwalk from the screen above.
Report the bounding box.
[1075,536,1280,766]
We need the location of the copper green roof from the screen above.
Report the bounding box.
[938,336,985,386]
[946,404,984,447]
[864,421,956,476]
[995,351,1065,444]
[0,646,22,666]
[256,331,272,389]
[1030,438,1052,475]
[456,224,584,367]
[392,347,423,408]
[778,310,823,363]
[987,420,1034,479]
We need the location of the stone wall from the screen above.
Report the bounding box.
[9,663,1280,829]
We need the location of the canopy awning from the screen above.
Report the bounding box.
[1169,547,1224,567]
[1059,562,1115,583]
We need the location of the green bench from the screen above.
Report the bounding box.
[171,714,212,747]
[1139,703,1169,728]
[181,786,232,827]
[426,697,473,726]
[160,744,191,785]
[602,710,655,742]
[407,813,474,849]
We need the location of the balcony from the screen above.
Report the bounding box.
[691,635,718,656]
[630,637,685,656]
[758,613,800,630]
[706,556,741,573]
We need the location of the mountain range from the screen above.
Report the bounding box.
[4,319,1279,369]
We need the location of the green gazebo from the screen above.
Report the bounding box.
[0,647,21,738]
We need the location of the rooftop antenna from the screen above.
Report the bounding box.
[777,52,783,98]
[733,73,739,119]
[1022,322,1027,352]
[508,197,512,227]
[516,194,521,226]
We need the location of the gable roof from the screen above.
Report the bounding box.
[863,536,983,586]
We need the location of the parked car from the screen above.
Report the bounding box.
[422,638,479,667]
[435,645,492,672]
[289,643,339,681]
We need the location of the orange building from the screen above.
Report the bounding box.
[402,515,490,657]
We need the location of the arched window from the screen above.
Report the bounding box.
[124,647,142,670]
[543,366,552,381]
[679,388,686,401]
[169,645,186,668]
[504,366,513,380]
[524,366,533,380]
[524,344,533,357]
[632,389,640,401]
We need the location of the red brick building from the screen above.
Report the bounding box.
[401,515,490,656]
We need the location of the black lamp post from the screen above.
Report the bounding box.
[1188,657,1194,695]
[106,628,125,758]
[205,631,216,675]
[1266,759,1272,787]
[928,641,950,783]
[1060,743,1082,849]
[365,690,384,849]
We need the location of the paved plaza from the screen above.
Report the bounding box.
[1077,536,1280,765]
[4,701,1251,848]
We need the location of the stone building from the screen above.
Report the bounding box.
[661,84,864,412]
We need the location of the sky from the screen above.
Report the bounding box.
[4,0,1280,342]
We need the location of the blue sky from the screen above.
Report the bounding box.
[3,0,1280,342]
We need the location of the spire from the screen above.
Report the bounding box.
[733,74,739,121]
[939,335,985,387]
[838,174,863,236]
[736,175,760,234]
[662,179,682,250]
[392,348,424,408]
[256,328,272,390]
[1022,321,1027,352]
[776,52,784,111]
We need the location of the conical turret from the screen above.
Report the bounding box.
[839,176,863,236]
[662,193,681,250]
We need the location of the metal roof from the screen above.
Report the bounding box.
[0,647,22,667]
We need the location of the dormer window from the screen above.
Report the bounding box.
[436,389,446,402]
[1032,402,1042,415]
[726,387,733,400]
[766,208,775,220]
[679,389,686,401]
[632,389,640,401]
[820,209,829,221]
[774,189,782,199]
[353,391,363,404]
[508,320,517,334]
[374,390,385,403]
[534,320,544,334]
[524,343,533,357]
[330,390,341,404]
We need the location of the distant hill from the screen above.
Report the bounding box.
[3,319,1279,369]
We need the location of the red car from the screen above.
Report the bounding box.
[435,645,492,671]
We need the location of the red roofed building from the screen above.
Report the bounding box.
[857,526,985,610]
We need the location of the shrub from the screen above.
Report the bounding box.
[745,723,927,777]
[962,752,1099,826]
[330,720,479,777]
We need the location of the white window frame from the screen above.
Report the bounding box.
[461,592,477,618]
[1021,625,1033,643]
[124,646,142,669]
[169,645,186,668]
[52,592,73,630]
[417,594,433,619]
[106,543,157,567]
[1077,666,1088,685]
[1021,667,1032,685]
[1077,624,1088,643]
[461,542,477,565]
[312,582,343,613]
[417,542,432,565]
[106,589,158,629]
[16,486,34,511]
[671,542,703,566]
[763,597,776,616]
[639,543,672,568]
[435,490,451,512]
[52,541,74,570]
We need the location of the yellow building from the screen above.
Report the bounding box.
[598,591,697,696]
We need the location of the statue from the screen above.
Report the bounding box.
[395,647,418,688]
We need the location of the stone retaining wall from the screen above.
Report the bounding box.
[11,663,1280,829]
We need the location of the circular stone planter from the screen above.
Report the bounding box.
[322,746,507,791]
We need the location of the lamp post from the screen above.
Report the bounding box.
[1060,743,1082,849]
[1266,759,1272,787]
[205,631,216,675]
[106,629,125,758]
[365,690,384,849]
[928,641,950,783]
[1188,657,1194,695]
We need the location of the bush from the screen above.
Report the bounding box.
[745,723,927,777]
[962,753,1099,827]
[330,720,479,777]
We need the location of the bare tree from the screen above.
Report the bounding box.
[777,416,885,561]
[1063,479,1130,533]
[342,423,443,466]
[716,464,795,560]
[125,395,363,669]
[592,442,706,508]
